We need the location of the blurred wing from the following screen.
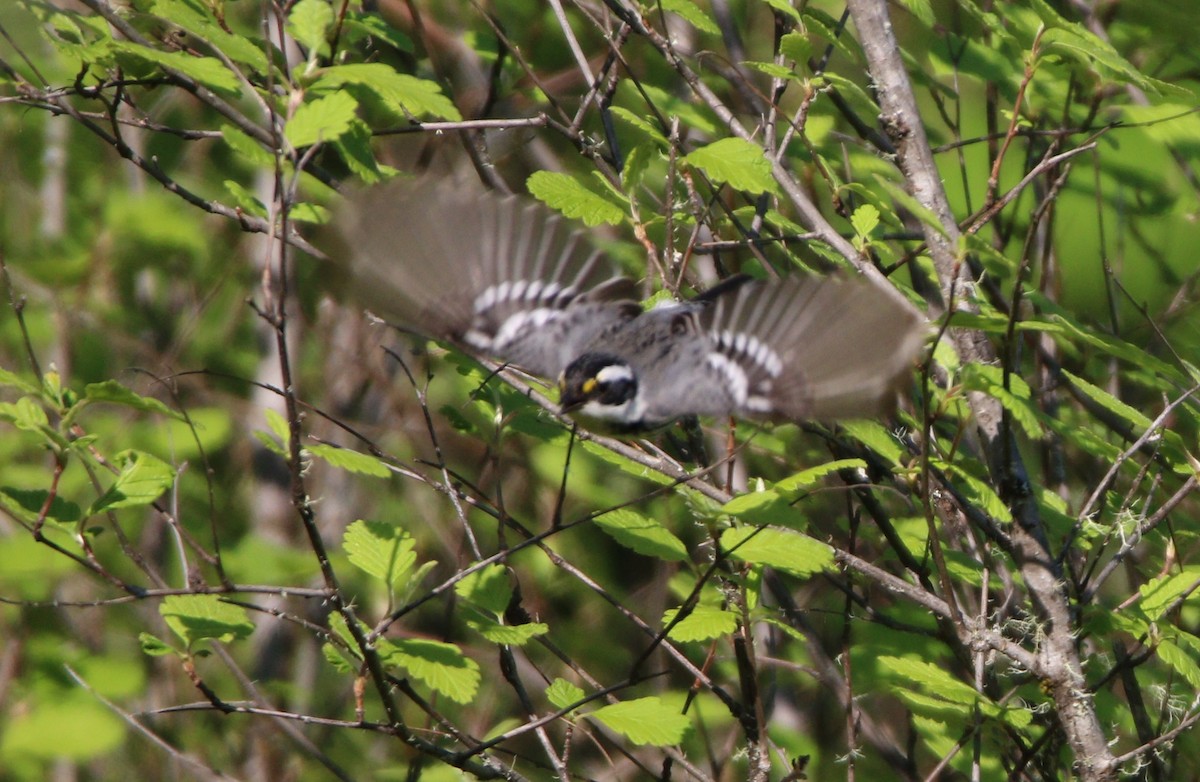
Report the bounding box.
[676,276,926,420]
[334,178,638,378]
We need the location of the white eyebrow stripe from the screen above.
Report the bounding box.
[596,363,634,383]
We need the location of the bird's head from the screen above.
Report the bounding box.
[558,353,640,425]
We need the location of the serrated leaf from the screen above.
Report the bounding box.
[547,678,586,710]
[342,10,413,53]
[111,41,240,95]
[312,63,461,120]
[456,564,512,615]
[897,0,934,25]
[1139,567,1200,621]
[779,32,811,65]
[664,605,737,642]
[1157,640,1200,689]
[950,465,1012,523]
[1060,369,1154,432]
[960,364,1042,439]
[381,638,481,704]
[761,0,801,24]
[720,489,797,526]
[0,397,49,432]
[147,0,268,71]
[744,60,796,80]
[343,520,416,587]
[527,171,626,227]
[160,595,254,647]
[89,450,174,516]
[775,458,868,496]
[877,656,981,705]
[0,487,82,525]
[264,408,290,449]
[83,381,182,419]
[658,0,719,34]
[610,106,668,147]
[138,632,177,657]
[286,91,358,149]
[579,441,673,485]
[850,203,880,239]
[287,0,333,58]
[588,697,691,746]
[307,443,390,477]
[467,617,548,646]
[321,642,357,673]
[0,367,39,394]
[683,138,779,195]
[593,509,689,561]
[720,527,833,577]
[840,420,906,465]
[221,179,267,217]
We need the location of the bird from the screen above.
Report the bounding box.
[333,177,926,434]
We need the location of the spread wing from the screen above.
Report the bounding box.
[334,178,639,378]
[660,275,926,421]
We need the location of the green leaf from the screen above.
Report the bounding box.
[285,91,358,149]
[593,508,689,562]
[0,486,81,525]
[83,379,183,420]
[380,638,481,704]
[1157,640,1200,689]
[960,364,1042,439]
[312,63,461,121]
[1060,369,1154,432]
[775,458,868,496]
[342,10,413,53]
[89,450,174,516]
[720,527,833,577]
[343,520,417,588]
[307,443,390,477]
[138,632,177,657]
[664,605,737,642]
[547,678,586,710]
[850,203,880,239]
[719,488,797,526]
[761,0,801,24]
[609,106,668,147]
[0,696,124,760]
[0,396,50,433]
[588,697,691,746]
[877,656,981,705]
[223,179,267,217]
[467,618,548,646]
[456,564,512,615]
[839,420,906,465]
[659,0,720,34]
[1139,567,1200,621]
[527,171,626,227]
[897,0,934,25]
[287,0,333,58]
[322,642,357,673]
[147,0,268,71]
[744,61,797,80]
[111,41,240,95]
[779,32,812,65]
[160,595,254,647]
[683,138,779,195]
[0,366,39,394]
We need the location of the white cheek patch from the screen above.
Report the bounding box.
[706,352,749,404]
[579,393,645,423]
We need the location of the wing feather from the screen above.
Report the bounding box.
[334,178,638,378]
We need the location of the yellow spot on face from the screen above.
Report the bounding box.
[582,378,598,395]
